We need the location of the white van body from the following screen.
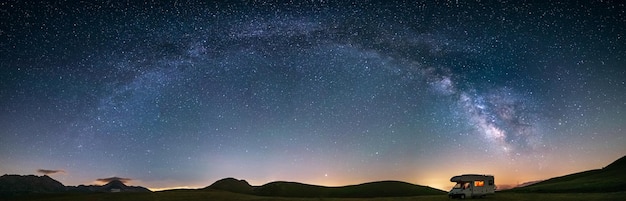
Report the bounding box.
[448,174,495,199]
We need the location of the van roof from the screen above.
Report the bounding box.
[450,174,494,182]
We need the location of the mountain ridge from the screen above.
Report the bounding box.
[0,174,65,195]
[205,178,446,198]
[2,155,624,198]
[0,174,150,197]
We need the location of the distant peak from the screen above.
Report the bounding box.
[103,179,129,189]
[109,179,125,183]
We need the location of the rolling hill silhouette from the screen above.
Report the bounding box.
[508,155,626,193]
[207,178,253,194]
[3,155,625,199]
[255,180,446,198]
[205,178,446,198]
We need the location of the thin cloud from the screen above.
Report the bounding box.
[37,169,65,175]
[96,177,132,184]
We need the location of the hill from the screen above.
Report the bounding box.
[65,179,150,193]
[252,181,328,197]
[330,181,447,197]
[207,177,253,194]
[508,155,626,193]
[93,179,151,192]
[0,174,150,197]
[206,179,446,198]
[0,175,65,196]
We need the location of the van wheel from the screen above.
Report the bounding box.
[460,194,465,199]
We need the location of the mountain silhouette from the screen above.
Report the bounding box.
[508,155,626,193]
[66,179,150,193]
[0,174,150,197]
[205,178,445,198]
[604,154,626,170]
[0,175,65,196]
[207,177,253,194]
[99,179,150,192]
[253,180,445,198]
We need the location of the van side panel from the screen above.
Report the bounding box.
[448,175,495,198]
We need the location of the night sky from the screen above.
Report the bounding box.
[1,1,625,191]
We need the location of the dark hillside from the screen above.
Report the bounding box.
[0,174,150,197]
[254,181,328,197]
[0,175,65,193]
[604,155,626,170]
[509,155,626,193]
[207,178,253,194]
[252,180,445,198]
[0,175,65,197]
[327,181,445,198]
[100,180,151,192]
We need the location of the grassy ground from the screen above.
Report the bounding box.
[3,190,626,201]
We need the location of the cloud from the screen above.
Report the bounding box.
[96,177,132,184]
[37,169,65,175]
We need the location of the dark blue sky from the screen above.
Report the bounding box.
[1,1,625,190]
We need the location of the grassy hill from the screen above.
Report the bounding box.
[508,155,626,193]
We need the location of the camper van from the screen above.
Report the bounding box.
[448,174,495,199]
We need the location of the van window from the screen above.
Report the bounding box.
[488,180,494,185]
[475,180,484,187]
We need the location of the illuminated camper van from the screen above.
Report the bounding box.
[448,174,495,199]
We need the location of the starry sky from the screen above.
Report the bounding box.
[1,1,625,191]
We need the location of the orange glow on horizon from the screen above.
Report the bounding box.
[148,186,204,192]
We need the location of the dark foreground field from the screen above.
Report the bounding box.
[5,190,626,201]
